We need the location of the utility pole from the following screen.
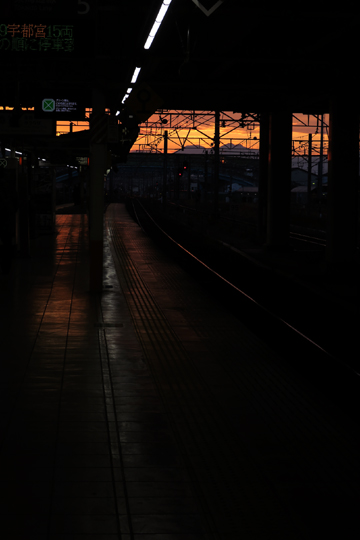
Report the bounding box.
[204,150,208,203]
[307,133,312,210]
[187,160,191,200]
[162,130,168,210]
[318,114,324,213]
[213,110,220,217]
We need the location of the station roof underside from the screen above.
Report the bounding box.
[1,2,359,114]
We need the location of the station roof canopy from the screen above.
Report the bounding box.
[1,1,359,115]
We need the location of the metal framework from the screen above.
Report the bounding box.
[132,111,331,158]
[54,110,332,171]
[133,111,261,153]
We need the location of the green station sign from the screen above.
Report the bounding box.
[0,23,75,52]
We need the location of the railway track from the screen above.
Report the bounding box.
[127,198,360,401]
[163,200,328,250]
[289,230,326,247]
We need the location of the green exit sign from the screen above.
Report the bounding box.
[36,97,85,120]
[42,99,55,112]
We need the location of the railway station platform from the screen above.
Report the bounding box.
[0,203,359,539]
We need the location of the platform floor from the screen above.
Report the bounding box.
[0,203,359,539]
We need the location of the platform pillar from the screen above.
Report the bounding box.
[213,110,220,217]
[18,156,30,257]
[266,111,292,249]
[89,88,107,292]
[258,112,269,243]
[326,101,359,269]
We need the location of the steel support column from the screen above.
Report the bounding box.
[213,110,220,217]
[18,156,30,257]
[258,112,269,243]
[326,102,359,268]
[162,130,168,210]
[307,133,312,209]
[266,111,292,249]
[89,88,106,292]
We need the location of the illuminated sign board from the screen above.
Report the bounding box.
[0,23,74,52]
[36,97,85,120]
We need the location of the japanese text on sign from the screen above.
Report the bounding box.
[0,23,74,52]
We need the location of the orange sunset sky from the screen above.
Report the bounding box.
[56,111,329,155]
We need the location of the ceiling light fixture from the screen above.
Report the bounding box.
[144,0,173,50]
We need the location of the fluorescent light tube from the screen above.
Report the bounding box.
[144,0,172,49]
[149,20,161,37]
[131,67,141,83]
[144,35,155,49]
[157,5,168,21]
